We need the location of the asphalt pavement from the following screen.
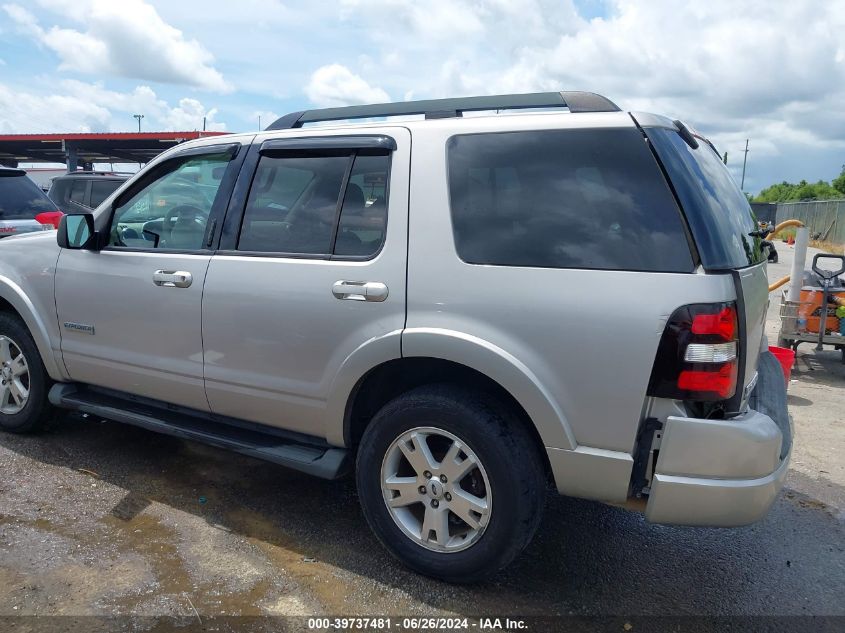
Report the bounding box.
[0,249,843,625]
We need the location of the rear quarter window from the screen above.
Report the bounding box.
[446,128,695,273]
[645,127,764,270]
[0,175,56,219]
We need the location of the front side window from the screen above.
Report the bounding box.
[109,152,231,250]
[447,128,695,273]
[238,151,389,257]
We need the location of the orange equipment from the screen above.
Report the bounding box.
[797,287,845,334]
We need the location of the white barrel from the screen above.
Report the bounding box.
[787,227,809,303]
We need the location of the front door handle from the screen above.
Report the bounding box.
[153,270,193,288]
[332,280,389,302]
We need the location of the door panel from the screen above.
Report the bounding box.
[55,250,211,410]
[202,127,410,438]
[54,144,245,411]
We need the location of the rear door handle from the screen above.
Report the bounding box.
[153,270,193,288]
[332,280,389,302]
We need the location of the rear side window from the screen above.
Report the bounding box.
[335,155,389,257]
[645,127,764,270]
[238,152,389,258]
[90,179,122,208]
[0,175,56,219]
[447,129,694,272]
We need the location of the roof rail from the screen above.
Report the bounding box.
[266,91,620,130]
[62,170,135,176]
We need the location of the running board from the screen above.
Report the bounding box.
[49,384,349,480]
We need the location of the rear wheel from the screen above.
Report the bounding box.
[0,313,53,434]
[356,384,545,582]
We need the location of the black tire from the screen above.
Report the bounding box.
[0,312,53,434]
[356,384,546,583]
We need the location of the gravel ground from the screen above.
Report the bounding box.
[0,248,843,626]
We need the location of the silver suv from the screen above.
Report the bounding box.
[47,171,130,215]
[0,92,791,582]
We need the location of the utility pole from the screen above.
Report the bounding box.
[258,115,261,130]
[133,114,144,133]
[203,116,207,132]
[740,139,749,190]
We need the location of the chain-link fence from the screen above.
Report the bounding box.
[775,199,845,244]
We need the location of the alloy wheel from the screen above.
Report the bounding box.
[0,336,30,415]
[380,426,492,553]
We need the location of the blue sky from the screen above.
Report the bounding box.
[1,0,843,195]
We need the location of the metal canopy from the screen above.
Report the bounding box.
[0,131,229,169]
[266,91,621,130]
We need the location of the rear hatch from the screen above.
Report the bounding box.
[0,170,60,237]
[636,116,768,413]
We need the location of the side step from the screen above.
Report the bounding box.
[49,384,349,480]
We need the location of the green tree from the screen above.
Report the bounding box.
[833,165,845,196]
[753,177,844,202]
[754,181,798,203]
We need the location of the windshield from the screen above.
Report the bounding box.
[0,175,56,219]
[645,127,764,270]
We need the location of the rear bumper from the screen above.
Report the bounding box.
[645,408,792,526]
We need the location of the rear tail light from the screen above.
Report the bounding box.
[35,211,64,229]
[691,306,737,340]
[647,302,739,401]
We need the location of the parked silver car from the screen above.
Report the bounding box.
[0,92,791,582]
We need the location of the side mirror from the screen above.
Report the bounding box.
[57,213,97,250]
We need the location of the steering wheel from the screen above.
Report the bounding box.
[162,204,207,247]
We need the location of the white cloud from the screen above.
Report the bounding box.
[332,0,845,191]
[304,64,390,108]
[0,83,110,133]
[2,0,843,190]
[162,98,225,132]
[0,80,227,133]
[341,0,487,43]
[2,4,40,33]
[3,0,231,92]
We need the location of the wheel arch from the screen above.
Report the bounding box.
[0,276,66,381]
[329,329,576,452]
[342,357,555,478]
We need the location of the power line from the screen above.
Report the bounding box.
[740,139,750,190]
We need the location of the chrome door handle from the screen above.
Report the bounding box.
[153,270,193,288]
[332,280,389,302]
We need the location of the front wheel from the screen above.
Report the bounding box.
[356,385,546,583]
[0,313,53,434]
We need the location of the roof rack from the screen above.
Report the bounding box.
[266,91,620,130]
